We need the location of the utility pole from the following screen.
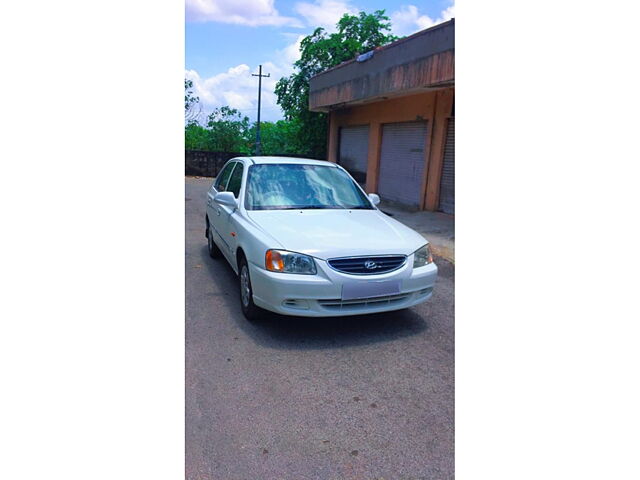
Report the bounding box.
[252,64,270,156]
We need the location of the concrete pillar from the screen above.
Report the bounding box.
[365,121,382,193]
[327,111,339,163]
[424,88,454,211]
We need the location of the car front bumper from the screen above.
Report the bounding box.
[249,257,438,317]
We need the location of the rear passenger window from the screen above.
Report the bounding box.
[214,162,235,191]
[226,163,244,198]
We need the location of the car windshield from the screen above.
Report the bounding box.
[245,164,374,211]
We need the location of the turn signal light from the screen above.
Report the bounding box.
[265,250,284,272]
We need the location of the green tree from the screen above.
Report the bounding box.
[206,106,251,153]
[275,10,397,158]
[185,79,200,121]
[247,119,305,155]
[184,122,209,150]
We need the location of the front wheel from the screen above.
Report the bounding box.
[239,257,261,322]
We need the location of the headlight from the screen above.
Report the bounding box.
[413,244,433,268]
[265,249,317,275]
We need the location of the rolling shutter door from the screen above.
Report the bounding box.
[438,118,455,214]
[378,121,428,208]
[339,125,369,183]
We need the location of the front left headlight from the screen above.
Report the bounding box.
[265,249,317,275]
[413,244,433,268]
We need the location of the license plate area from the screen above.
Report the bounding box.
[341,280,402,301]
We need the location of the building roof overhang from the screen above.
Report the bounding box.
[308,19,455,112]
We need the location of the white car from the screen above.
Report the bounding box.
[205,156,437,321]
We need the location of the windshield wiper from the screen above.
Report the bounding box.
[270,205,329,210]
[261,205,364,210]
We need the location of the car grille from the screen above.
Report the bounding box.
[327,255,407,275]
[318,293,411,311]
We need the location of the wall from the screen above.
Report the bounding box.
[328,87,454,211]
[184,151,321,177]
[185,150,242,177]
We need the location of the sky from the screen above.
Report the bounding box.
[185,0,455,123]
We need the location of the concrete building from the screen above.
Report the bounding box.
[309,19,454,213]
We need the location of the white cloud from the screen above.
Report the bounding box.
[390,3,455,37]
[281,34,305,67]
[186,0,302,27]
[294,0,358,31]
[186,63,285,123]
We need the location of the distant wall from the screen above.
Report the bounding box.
[185,151,324,177]
[184,151,243,177]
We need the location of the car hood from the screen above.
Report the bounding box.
[245,209,427,259]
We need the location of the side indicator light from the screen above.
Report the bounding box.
[265,250,284,272]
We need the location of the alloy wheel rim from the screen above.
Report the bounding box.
[240,266,250,307]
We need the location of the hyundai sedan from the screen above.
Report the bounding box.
[205,156,437,321]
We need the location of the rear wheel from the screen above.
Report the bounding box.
[239,256,261,322]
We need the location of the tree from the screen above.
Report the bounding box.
[185,78,200,122]
[206,106,251,153]
[184,106,252,152]
[184,122,209,150]
[247,119,305,155]
[275,10,397,158]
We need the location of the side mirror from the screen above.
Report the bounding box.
[368,193,381,206]
[214,191,237,209]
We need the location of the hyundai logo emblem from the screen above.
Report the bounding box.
[364,260,377,270]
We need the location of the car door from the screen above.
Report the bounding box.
[216,161,244,262]
[207,161,235,252]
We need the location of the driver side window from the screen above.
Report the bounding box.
[214,162,235,192]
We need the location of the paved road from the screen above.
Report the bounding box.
[185,177,454,480]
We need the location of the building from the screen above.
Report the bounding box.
[308,19,454,213]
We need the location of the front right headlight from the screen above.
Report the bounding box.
[413,244,433,268]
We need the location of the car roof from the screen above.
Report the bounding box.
[233,156,338,167]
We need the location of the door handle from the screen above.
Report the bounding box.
[216,208,221,216]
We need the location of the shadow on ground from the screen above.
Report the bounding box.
[197,245,448,351]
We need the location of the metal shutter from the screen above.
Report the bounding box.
[438,118,455,214]
[339,125,369,183]
[378,121,428,208]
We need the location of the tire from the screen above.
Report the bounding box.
[206,221,221,259]
[238,256,261,322]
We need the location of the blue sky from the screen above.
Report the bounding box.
[185,0,454,123]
